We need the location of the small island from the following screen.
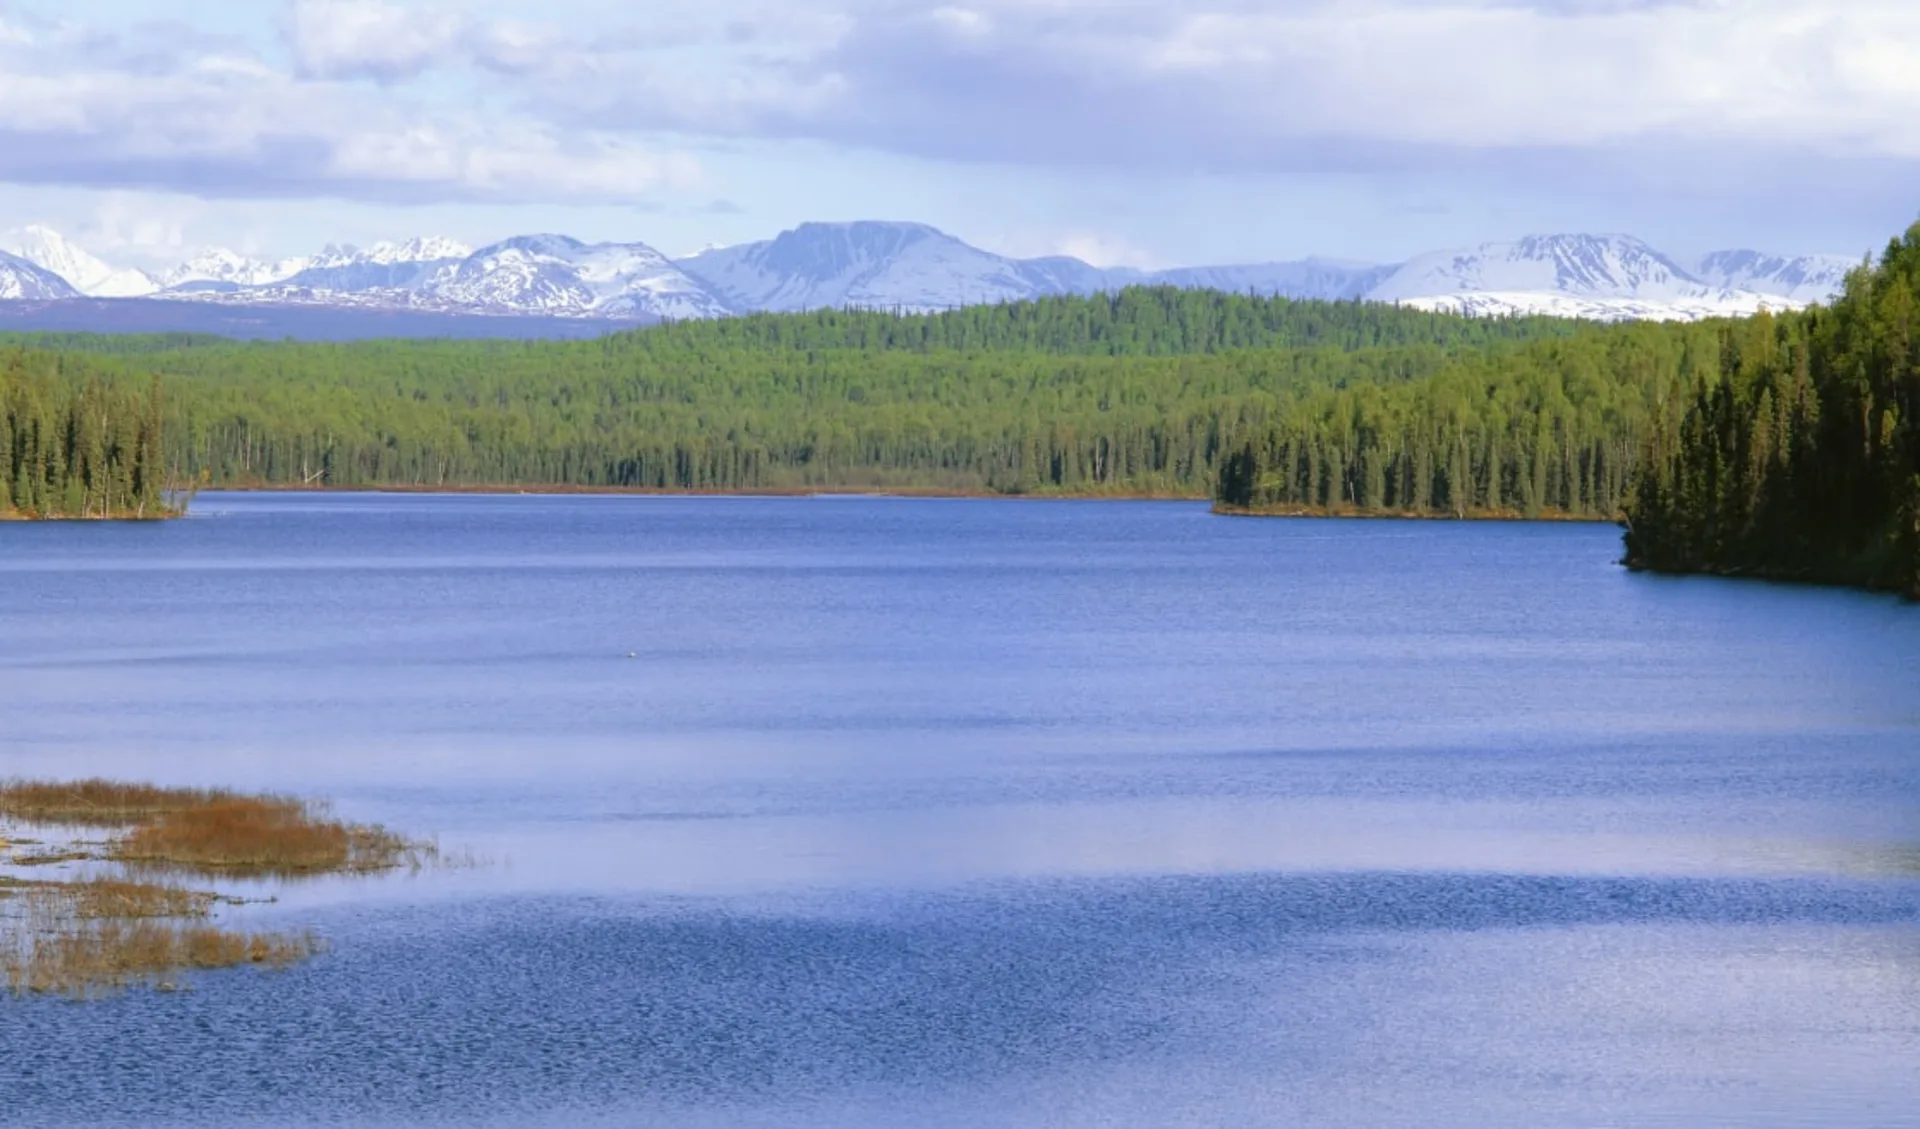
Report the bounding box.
[1,779,435,996]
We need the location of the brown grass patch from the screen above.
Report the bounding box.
[42,878,217,921]
[114,797,428,879]
[2,778,433,879]
[4,921,316,997]
[3,778,439,997]
[0,779,240,826]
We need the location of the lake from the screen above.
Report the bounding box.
[2,493,1917,1127]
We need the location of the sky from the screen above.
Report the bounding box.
[1,0,1918,270]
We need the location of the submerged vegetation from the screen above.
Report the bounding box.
[1626,225,1920,597]
[0,350,177,519]
[0,877,315,997]
[1,779,432,996]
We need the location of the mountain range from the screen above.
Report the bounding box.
[0,221,1860,339]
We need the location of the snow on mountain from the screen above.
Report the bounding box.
[680,221,1085,313]
[1368,234,1716,304]
[356,237,472,266]
[1402,290,1803,324]
[0,220,1864,326]
[681,224,1420,310]
[282,239,473,292]
[0,249,81,300]
[1690,250,1855,305]
[423,235,728,320]
[0,226,158,297]
[682,225,1835,319]
[161,248,308,292]
[1365,235,1859,320]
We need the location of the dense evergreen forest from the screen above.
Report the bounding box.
[1212,322,1721,518]
[1625,227,1920,597]
[0,350,172,519]
[2,290,1691,506]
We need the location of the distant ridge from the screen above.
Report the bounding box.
[0,219,1860,338]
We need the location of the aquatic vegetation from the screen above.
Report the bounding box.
[1,779,431,997]
[116,796,428,879]
[0,779,245,826]
[0,779,432,879]
[0,876,273,996]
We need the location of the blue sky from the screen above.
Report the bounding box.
[2,0,1918,269]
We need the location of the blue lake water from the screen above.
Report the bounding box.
[2,493,1917,1127]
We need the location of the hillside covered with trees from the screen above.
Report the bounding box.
[1625,227,1920,598]
[0,350,173,519]
[2,290,1688,508]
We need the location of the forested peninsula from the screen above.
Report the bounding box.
[0,351,173,519]
[1625,228,1920,598]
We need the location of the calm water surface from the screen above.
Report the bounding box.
[2,494,1917,1127]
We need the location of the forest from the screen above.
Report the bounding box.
[0,290,1683,509]
[1624,226,1920,598]
[0,350,172,519]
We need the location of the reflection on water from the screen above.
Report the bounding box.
[1,494,1917,1127]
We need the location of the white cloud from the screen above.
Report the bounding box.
[523,0,1920,171]
[288,0,463,82]
[0,7,702,205]
[284,0,563,81]
[2,0,1918,242]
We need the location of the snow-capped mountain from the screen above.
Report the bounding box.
[1690,250,1859,306]
[1402,291,1800,323]
[680,224,1395,309]
[161,249,309,292]
[680,221,1095,313]
[421,235,728,319]
[0,221,1862,330]
[1,226,157,297]
[0,249,82,300]
[1354,234,1846,321]
[1369,235,1712,305]
[279,239,472,292]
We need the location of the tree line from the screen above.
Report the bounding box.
[1214,322,1721,519]
[1625,226,1920,597]
[0,289,1658,503]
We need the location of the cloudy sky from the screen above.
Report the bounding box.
[1,0,1917,269]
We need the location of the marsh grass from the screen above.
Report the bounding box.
[3,778,436,997]
[0,780,240,826]
[115,797,431,879]
[22,877,218,921]
[1,778,434,879]
[4,921,317,997]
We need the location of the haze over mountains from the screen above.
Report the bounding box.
[0,220,1858,339]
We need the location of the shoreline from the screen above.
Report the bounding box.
[196,482,1213,502]
[1211,502,1622,525]
[0,510,183,523]
[1623,555,1919,601]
